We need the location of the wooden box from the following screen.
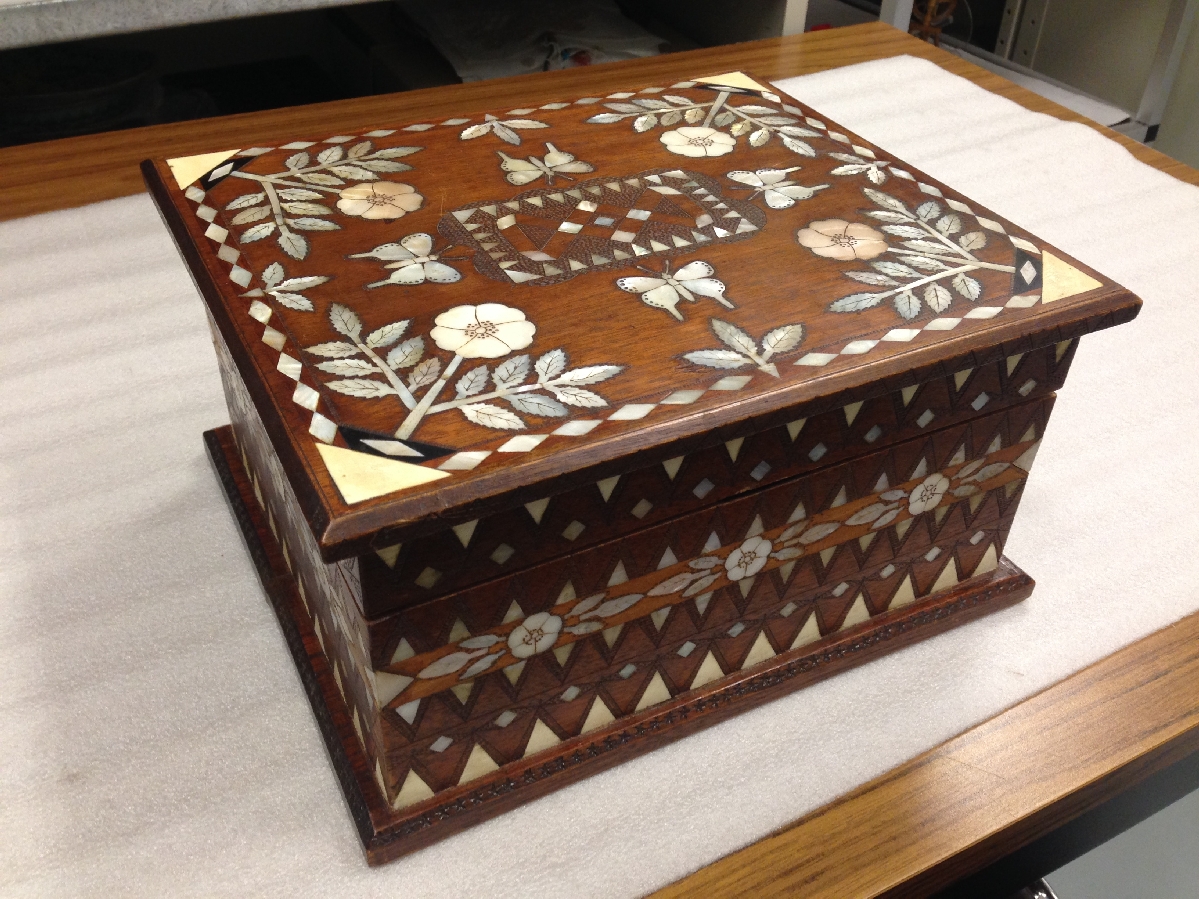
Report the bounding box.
[142,69,1139,864]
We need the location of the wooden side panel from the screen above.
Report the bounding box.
[208,311,387,788]
[207,421,1034,862]
[362,393,1051,802]
[361,341,1072,615]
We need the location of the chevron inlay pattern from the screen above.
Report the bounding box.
[359,395,1049,803]
[361,342,1072,616]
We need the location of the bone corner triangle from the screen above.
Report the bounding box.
[166,149,242,189]
[1040,249,1103,303]
[692,71,773,93]
[316,441,449,505]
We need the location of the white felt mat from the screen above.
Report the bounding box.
[2,54,1197,898]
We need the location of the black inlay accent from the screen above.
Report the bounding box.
[199,154,255,189]
[1012,248,1043,293]
[339,424,453,461]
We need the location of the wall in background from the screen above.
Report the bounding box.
[1048,785,1199,898]
[1029,0,1171,113]
[1156,13,1199,168]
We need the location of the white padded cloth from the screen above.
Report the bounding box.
[2,54,1197,897]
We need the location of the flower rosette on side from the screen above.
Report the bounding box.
[507,612,563,659]
[724,535,773,580]
[797,219,888,262]
[908,473,950,515]
[430,303,536,359]
[337,181,423,219]
[660,127,737,158]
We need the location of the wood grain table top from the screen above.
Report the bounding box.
[7,22,1197,897]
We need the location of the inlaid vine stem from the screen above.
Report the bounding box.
[231,171,343,196]
[872,263,989,298]
[702,90,732,128]
[889,248,1016,273]
[261,179,287,230]
[356,341,418,410]
[395,354,463,439]
[916,216,980,259]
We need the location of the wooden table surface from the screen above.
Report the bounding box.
[7,21,1198,897]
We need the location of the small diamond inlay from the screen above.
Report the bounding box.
[415,567,441,589]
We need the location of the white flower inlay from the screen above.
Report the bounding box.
[797,219,888,261]
[430,303,536,359]
[660,127,737,158]
[908,473,950,515]
[507,612,563,659]
[336,181,423,219]
[724,535,773,580]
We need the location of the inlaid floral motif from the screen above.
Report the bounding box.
[239,261,329,312]
[460,113,549,145]
[429,304,537,358]
[908,473,950,515]
[182,74,1056,493]
[683,318,806,378]
[827,152,892,185]
[507,612,563,658]
[660,126,737,158]
[336,182,423,219]
[724,535,773,579]
[816,188,1020,321]
[304,303,622,441]
[797,219,889,262]
[221,139,422,260]
[377,437,1034,707]
[587,88,821,158]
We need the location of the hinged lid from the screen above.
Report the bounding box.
[143,70,1139,562]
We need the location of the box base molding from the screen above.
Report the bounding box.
[205,425,1035,865]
